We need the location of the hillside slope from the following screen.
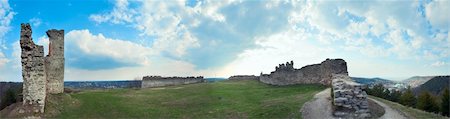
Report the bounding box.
[403,76,435,88]
[351,77,395,85]
[413,76,450,95]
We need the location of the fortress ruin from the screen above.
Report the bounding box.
[141,76,205,88]
[259,59,348,86]
[228,75,259,80]
[20,23,65,113]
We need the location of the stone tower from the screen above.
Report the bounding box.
[20,23,46,113]
[45,29,65,94]
[20,23,65,113]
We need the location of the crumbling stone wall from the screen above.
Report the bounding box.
[332,74,370,118]
[141,76,205,88]
[20,23,47,113]
[228,75,259,80]
[19,23,65,113]
[259,59,348,86]
[45,29,65,94]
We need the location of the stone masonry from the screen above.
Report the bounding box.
[259,59,348,86]
[141,76,205,88]
[45,29,65,94]
[228,75,259,80]
[20,23,65,113]
[20,23,46,113]
[332,74,370,118]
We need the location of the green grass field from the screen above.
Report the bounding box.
[52,80,325,118]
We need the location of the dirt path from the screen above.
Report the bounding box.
[301,88,408,119]
[368,98,408,119]
[300,88,336,119]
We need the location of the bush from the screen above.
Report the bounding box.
[399,87,416,108]
[441,88,449,116]
[417,91,439,113]
[0,88,18,110]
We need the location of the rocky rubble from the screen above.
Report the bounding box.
[332,74,370,118]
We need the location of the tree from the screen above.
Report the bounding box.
[390,90,402,102]
[400,87,416,107]
[368,84,385,98]
[0,88,18,110]
[441,88,449,117]
[417,91,439,113]
[383,89,391,100]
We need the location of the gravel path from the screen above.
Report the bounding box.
[301,88,408,119]
[368,98,408,119]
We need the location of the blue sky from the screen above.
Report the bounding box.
[0,0,448,82]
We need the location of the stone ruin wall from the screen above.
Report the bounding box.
[19,23,64,113]
[332,74,371,118]
[20,23,46,113]
[228,75,259,80]
[45,29,65,94]
[141,76,205,88]
[259,59,348,86]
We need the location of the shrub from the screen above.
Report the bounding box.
[441,88,449,116]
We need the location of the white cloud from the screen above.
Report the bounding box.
[431,61,447,67]
[29,18,42,27]
[222,29,334,76]
[151,24,200,57]
[384,29,415,59]
[81,0,450,79]
[89,0,136,24]
[66,29,155,65]
[36,35,49,55]
[90,0,207,58]
[425,0,449,30]
[0,52,9,68]
[10,40,21,69]
[0,0,15,50]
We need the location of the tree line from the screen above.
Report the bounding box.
[365,84,449,117]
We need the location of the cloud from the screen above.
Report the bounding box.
[384,29,415,59]
[29,18,42,27]
[90,0,203,58]
[76,0,450,79]
[89,0,135,24]
[0,52,9,68]
[222,29,335,76]
[89,0,295,69]
[0,0,15,50]
[65,29,155,67]
[36,35,49,55]
[290,0,445,61]
[431,61,447,67]
[425,0,449,30]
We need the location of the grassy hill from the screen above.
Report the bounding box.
[351,77,395,85]
[369,96,448,119]
[46,80,325,118]
[413,76,449,95]
[403,76,436,88]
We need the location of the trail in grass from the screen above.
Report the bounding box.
[300,88,336,119]
[302,88,408,119]
[368,98,408,119]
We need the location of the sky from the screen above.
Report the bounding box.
[0,0,449,82]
